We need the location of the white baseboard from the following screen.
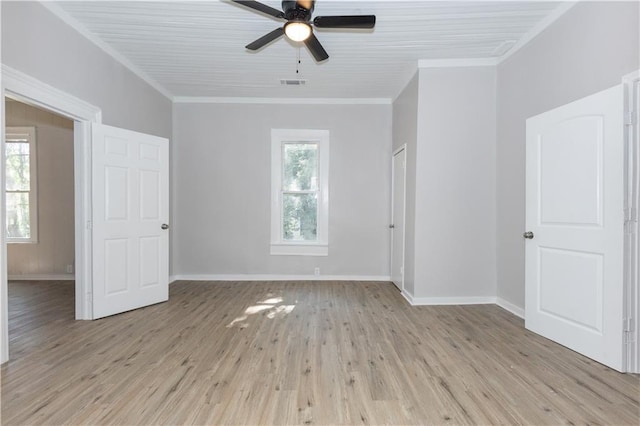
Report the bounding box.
[401,290,414,305]
[8,274,75,281]
[171,274,392,283]
[169,277,526,319]
[401,290,525,319]
[408,295,498,306]
[400,289,496,306]
[496,297,525,319]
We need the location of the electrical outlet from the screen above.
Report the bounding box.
[66,264,73,274]
[314,267,320,276]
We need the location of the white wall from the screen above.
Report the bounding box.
[496,1,640,309]
[6,100,74,277]
[414,66,497,299]
[392,73,418,295]
[1,1,171,138]
[173,103,392,278]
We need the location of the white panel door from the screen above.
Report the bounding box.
[391,147,406,291]
[525,85,624,371]
[92,124,169,319]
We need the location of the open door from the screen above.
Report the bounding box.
[525,85,625,371]
[92,124,169,319]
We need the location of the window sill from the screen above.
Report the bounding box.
[270,243,328,256]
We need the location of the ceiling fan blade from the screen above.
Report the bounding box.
[304,33,329,62]
[313,15,376,29]
[232,0,285,19]
[246,27,285,50]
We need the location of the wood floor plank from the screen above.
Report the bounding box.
[1,280,638,425]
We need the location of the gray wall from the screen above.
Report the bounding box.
[392,73,418,295]
[6,100,74,277]
[2,1,171,138]
[496,1,640,309]
[415,67,497,299]
[173,103,392,277]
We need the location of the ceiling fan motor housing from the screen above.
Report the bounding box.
[282,1,314,21]
[232,0,375,62]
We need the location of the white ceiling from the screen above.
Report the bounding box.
[52,1,563,99]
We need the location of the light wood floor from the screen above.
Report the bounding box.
[1,280,638,425]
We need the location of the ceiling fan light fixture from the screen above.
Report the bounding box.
[284,21,312,42]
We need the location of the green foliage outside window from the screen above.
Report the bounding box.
[282,143,318,241]
[5,141,32,239]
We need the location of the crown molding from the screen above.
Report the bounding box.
[417,1,579,70]
[418,58,499,68]
[173,97,392,105]
[497,1,579,64]
[39,1,173,100]
[38,0,578,103]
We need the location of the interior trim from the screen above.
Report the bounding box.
[39,1,173,100]
[173,97,393,105]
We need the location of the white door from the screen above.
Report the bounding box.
[92,124,169,319]
[391,147,406,291]
[525,85,625,371]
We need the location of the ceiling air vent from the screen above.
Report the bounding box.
[281,79,307,86]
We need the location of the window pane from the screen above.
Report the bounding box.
[283,193,317,241]
[283,143,318,191]
[6,192,31,239]
[6,142,30,191]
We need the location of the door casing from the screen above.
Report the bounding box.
[1,65,101,363]
[390,145,407,292]
[623,69,640,373]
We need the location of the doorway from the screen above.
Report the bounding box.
[1,66,170,364]
[390,145,406,291]
[1,65,101,363]
[4,99,76,358]
[5,99,75,281]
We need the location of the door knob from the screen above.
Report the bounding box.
[523,231,534,239]
[161,224,169,230]
[389,224,395,229]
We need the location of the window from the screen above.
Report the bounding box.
[5,127,37,243]
[271,129,329,256]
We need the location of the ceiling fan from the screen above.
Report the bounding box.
[231,0,376,62]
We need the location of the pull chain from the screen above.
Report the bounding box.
[296,48,301,75]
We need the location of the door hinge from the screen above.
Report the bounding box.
[625,111,636,126]
[86,220,92,230]
[624,208,637,234]
[624,319,635,345]
[624,331,636,345]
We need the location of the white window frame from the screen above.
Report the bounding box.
[5,126,38,244]
[271,129,329,256]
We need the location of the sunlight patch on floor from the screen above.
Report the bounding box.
[227,293,295,328]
